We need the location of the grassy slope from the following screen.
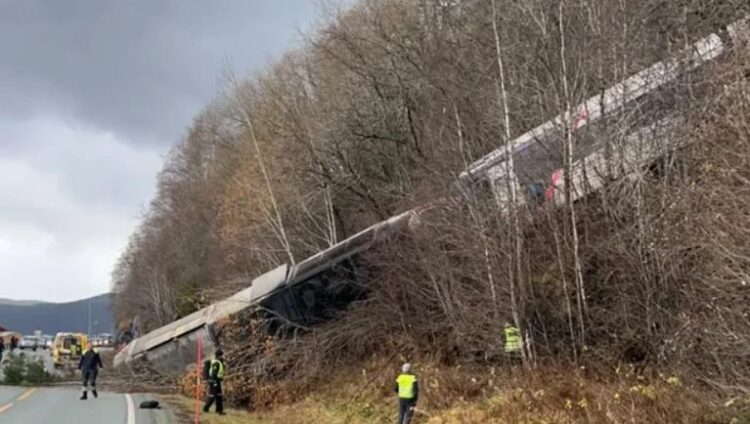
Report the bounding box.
[174,362,750,424]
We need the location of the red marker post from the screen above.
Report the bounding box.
[195,336,203,424]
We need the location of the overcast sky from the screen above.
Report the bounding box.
[0,1,324,302]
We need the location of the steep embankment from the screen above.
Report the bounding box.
[115,0,750,422]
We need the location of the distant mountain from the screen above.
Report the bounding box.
[0,294,113,335]
[0,299,45,307]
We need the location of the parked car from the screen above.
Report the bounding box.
[42,335,53,349]
[99,334,113,347]
[18,335,40,351]
[90,334,113,348]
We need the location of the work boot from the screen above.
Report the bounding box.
[92,389,98,398]
[80,391,87,400]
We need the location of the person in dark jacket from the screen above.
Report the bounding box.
[394,363,419,424]
[203,349,227,415]
[10,336,17,352]
[79,346,103,400]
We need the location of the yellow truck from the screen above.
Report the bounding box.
[52,333,89,369]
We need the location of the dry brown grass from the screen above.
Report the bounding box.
[172,360,750,423]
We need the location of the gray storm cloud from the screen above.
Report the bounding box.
[0,1,320,301]
[0,0,317,144]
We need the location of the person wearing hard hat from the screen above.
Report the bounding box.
[78,345,103,400]
[395,363,419,424]
[203,349,227,415]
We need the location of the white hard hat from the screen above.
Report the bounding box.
[402,363,411,373]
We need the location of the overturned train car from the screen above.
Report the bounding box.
[459,15,749,209]
[113,211,418,374]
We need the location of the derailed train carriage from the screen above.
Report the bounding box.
[113,210,420,373]
[114,15,749,375]
[460,15,749,209]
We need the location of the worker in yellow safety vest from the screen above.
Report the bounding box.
[202,349,226,415]
[394,363,419,424]
[69,340,80,359]
[503,322,522,363]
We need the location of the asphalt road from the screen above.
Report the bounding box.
[0,386,173,424]
[0,349,176,423]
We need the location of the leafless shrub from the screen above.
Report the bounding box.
[114,0,750,407]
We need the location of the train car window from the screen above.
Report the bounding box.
[526,182,546,204]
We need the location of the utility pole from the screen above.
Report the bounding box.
[88,298,92,336]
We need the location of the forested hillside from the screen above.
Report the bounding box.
[113,0,750,421]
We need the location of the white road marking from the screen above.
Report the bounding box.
[125,393,136,424]
[0,403,13,413]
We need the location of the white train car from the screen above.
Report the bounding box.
[460,15,749,208]
[113,210,417,372]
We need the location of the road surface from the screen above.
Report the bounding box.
[0,385,173,423]
[1,349,176,423]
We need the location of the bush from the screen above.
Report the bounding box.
[2,355,25,385]
[1,353,55,386]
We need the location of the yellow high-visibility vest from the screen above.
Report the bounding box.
[396,374,416,399]
[212,359,226,380]
[504,326,522,353]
